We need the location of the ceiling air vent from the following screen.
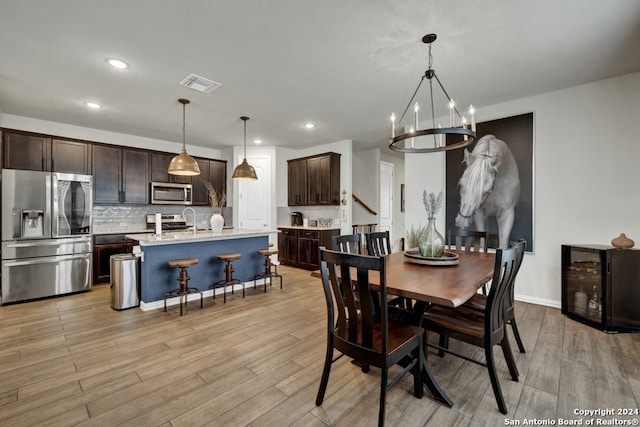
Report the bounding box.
[179,73,222,93]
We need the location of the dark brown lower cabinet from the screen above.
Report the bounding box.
[93,234,134,284]
[278,227,339,270]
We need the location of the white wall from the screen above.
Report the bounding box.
[404,71,640,307]
[352,149,379,225]
[381,152,405,251]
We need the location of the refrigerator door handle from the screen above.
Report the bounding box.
[5,238,89,248]
[2,253,91,267]
[51,172,58,237]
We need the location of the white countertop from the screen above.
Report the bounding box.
[126,228,277,246]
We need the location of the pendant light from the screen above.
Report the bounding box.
[232,116,258,180]
[168,98,201,176]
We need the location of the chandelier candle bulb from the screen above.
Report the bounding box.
[390,113,396,138]
[469,105,476,132]
[414,102,419,129]
[462,117,468,141]
[449,99,455,127]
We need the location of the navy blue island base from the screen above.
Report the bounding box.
[125,230,272,308]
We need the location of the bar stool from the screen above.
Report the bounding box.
[164,258,203,316]
[213,253,243,303]
[253,244,283,292]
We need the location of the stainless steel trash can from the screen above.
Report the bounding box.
[110,254,140,310]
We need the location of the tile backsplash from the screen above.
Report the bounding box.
[93,205,232,234]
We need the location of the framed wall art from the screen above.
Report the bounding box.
[445,112,534,252]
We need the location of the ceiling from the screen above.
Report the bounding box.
[1,0,639,155]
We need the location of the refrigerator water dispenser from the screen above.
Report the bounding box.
[21,209,45,238]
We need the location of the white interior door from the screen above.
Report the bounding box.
[237,156,271,230]
[379,161,394,246]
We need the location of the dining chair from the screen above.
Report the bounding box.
[331,234,363,254]
[366,231,412,311]
[447,229,489,294]
[316,247,424,427]
[463,239,527,353]
[365,231,392,257]
[332,233,382,333]
[422,243,521,415]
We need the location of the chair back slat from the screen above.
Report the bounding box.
[447,229,488,252]
[485,244,520,342]
[332,234,363,255]
[504,239,526,314]
[365,231,392,256]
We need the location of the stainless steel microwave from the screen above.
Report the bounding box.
[150,182,193,205]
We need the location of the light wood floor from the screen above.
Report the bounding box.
[1,265,639,426]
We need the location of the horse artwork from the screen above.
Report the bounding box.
[454,134,520,249]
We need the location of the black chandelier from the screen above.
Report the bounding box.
[389,34,476,153]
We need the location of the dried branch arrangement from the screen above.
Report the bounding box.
[423,189,443,218]
[202,181,226,212]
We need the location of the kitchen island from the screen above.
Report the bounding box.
[125,229,275,310]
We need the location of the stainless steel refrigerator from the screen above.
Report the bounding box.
[1,169,93,304]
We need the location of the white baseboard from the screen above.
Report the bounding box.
[515,294,561,309]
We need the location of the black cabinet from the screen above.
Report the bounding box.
[93,144,149,204]
[287,152,340,206]
[93,234,134,284]
[561,244,640,332]
[2,130,91,174]
[278,227,339,270]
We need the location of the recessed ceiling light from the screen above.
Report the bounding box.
[84,102,102,109]
[304,123,315,129]
[253,139,262,144]
[106,58,128,69]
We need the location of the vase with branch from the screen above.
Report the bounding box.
[419,189,445,257]
[203,181,226,233]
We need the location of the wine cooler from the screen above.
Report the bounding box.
[561,244,640,332]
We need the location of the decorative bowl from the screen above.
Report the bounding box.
[403,250,459,266]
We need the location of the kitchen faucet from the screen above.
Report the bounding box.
[181,207,197,235]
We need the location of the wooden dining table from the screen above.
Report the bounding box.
[311,249,496,407]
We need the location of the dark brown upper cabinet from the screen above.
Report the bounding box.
[51,139,92,174]
[3,128,227,207]
[192,157,227,206]
[93,144,149,204]
[150,152,191,184]
[287,152,340,206]
[287,158,307,206]
[2,130,91,174]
